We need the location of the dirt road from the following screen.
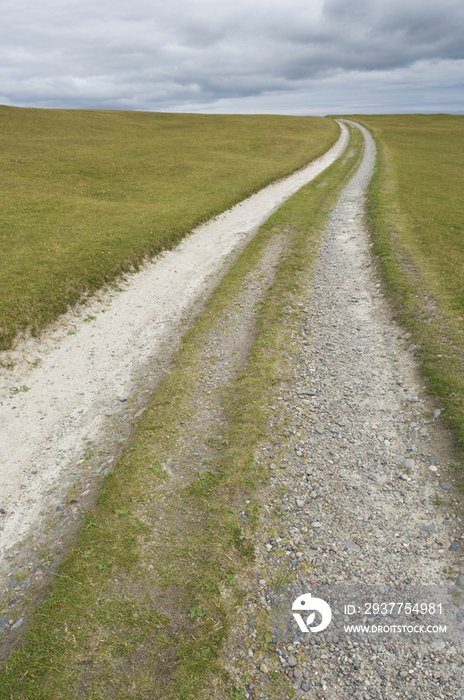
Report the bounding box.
[1,121,463,697]
[0,123,348,578]
[221,122,464,699]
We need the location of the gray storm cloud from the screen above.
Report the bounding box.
[0,0,463,112]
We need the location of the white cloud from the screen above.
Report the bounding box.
[0,0,463,112]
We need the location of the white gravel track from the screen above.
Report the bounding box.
[0,122,349,570]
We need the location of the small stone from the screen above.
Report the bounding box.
[301,682,310,692]
[260,663,269,674]
[287,655,297,667]
[403,458,415,469]
[400,473,411,481]
[0,508,6,515]
[296,499,305,507]
[118,396,127,402]
[343,540,361,552]
[449,542,461,552]
[431,640,445,651]
[429,465,438,472]
[433,671,441,679]
[10,617,24,631]
[440,482,452,490]
[432,409,441,419]
[421,524,436,534]
[311,521,321,528]
[409,396,419,403]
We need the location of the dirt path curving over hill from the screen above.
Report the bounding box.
[1,122,463,696]
[0,123,349,579]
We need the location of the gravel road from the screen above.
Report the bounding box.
[1,120,463,697]
[0,126,348,582]
[223,123,464,699]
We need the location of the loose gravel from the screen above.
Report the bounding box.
[222,123,464,700]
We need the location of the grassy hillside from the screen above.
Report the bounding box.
[0,107,338,351]
[350,114,464,456]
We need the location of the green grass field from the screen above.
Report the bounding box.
[0,106,338,351]
[350,114,464,455]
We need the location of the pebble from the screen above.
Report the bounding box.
[10,617,24,631]
[421,523,436,534]
[440,482,452,490]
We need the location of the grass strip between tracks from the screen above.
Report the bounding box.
[0,124,364,699]
[349,115,464,467]
[0,107,338,353]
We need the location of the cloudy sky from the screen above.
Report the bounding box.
[1,0,463,114]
